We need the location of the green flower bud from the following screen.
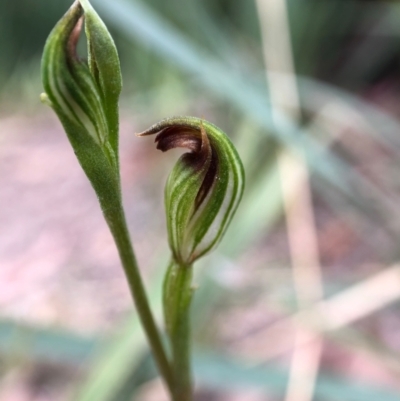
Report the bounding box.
[41,0,122,172]
[138,117,245,265]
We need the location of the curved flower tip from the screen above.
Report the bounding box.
[138,116,245,265]
[41,0,121,158]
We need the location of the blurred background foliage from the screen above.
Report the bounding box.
[2,0,400,400]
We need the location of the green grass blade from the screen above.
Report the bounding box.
[193,352,400,401]
[0,319,98,364]
[91,0,399,240]
[73,269,165,401]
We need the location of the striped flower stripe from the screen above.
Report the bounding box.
[41,0,121,164]
[138,117,245,265]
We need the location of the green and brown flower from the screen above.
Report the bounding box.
[138,116,245,265]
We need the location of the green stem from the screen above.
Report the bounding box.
[163,259,194,401]
[103,201,175,397]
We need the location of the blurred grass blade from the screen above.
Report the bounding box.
[263,71,400,152]
[108,348,400,401]
[1,320,400,400]
[221,158,282,256]
[73,269,165,401]
[0,319,98,364]
[73,315,147,401]
[193,352,400,401]
[91,0,400,241]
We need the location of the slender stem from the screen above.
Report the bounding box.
[163,259,194,401]
[103,201,175,396]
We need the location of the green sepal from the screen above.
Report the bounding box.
[80,0,122,155]
[165,151,210,264]
[41,0,122,208]
[58,113,121,213]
